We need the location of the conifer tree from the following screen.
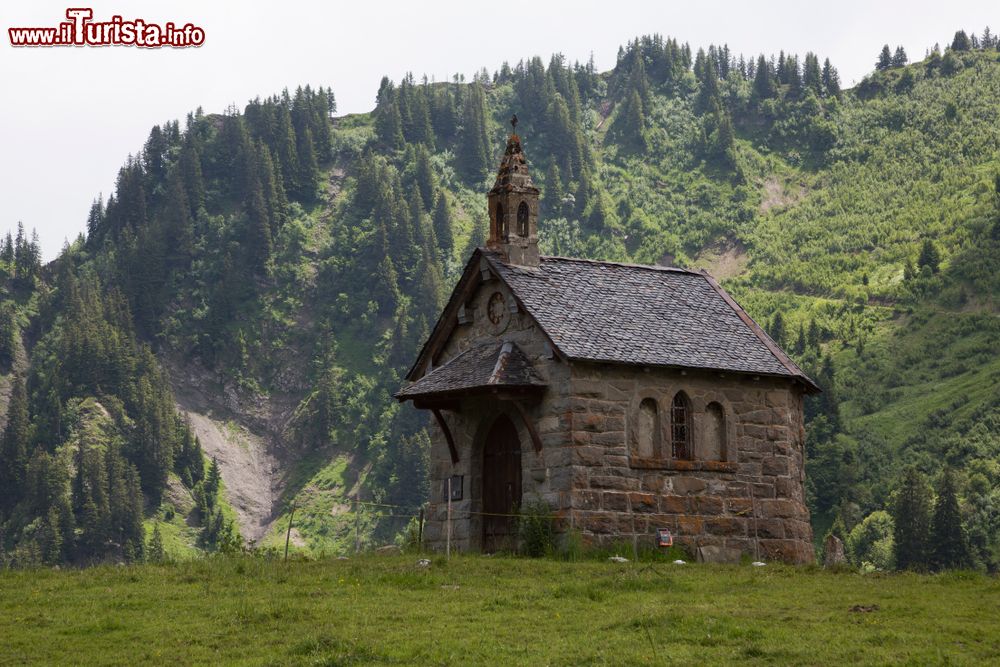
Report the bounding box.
[148,522,165,563]
[751,55,776,104]
[86,196,105,239]
[457,83,491,184]
[0,231,13,266]
[800,53,821,95]
[413,145,436,212]
[205,456,221,502]
[892,467,932,570]
[0,375,30,515]
[891,46,908,68]
[930,469,970,570]
[917,239,941,273]
[807,318,821,350]
[876,45,893,71]
[618,89,648,151]
[431,192,454,254]
[40,506,63,565]
[951,30,972,51]
[544,162,564,217]
[794,322,806,355]
[164,170,194,268]
[295,126,319,201]
[0,303,18,370]
[769,312,786,346]
[822,58,841,97]
[694,48,721,113]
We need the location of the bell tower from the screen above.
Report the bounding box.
[487,115,540,267]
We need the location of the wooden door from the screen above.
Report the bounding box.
[482,414,522,552]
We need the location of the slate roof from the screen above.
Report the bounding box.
[482,252,818,391]
[402,249,818,393]
[396,341,545,400]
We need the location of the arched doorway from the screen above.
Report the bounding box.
[482,414,522,552]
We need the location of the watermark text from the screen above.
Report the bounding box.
[9,8,205,48]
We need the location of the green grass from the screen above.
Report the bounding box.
[1,555,998,665]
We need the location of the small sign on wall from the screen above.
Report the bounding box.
[444,475,463,502]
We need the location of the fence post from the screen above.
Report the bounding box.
[446,477,452,561]
[354,495,361,554]
[283,501,296,563]
[418,506,425,552]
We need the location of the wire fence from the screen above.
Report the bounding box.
[304,486,766,562]
[287,495,568,560]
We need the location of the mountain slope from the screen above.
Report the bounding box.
[3,35,1000,567]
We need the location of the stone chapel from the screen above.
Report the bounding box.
[395,122,819,563]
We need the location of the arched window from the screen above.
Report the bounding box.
[671,392,692,460]
[517,201,530,237]
[496,203,506,240]
[704,402,726,461]
[633,398,659,459]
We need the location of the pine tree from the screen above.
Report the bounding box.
[803,53,822,95]
[951,30,972,51]
[86,196,105,239]
[0,231,13,266]
[892,467,932,570]
[413,145,436,212]
[148,522,165,563]
[876,45,892,71]
[769,312,786,346]
[751,55,776,104]
[917,239,940,273]
[377,100,405,151]
[822,58,841,97]
[929,469,970,570]
[0,303,18,370]
[694,48,721,114]
[794,322,806,355]
[619,89,647,151]
[431,192,454,254]
[178,142,205,216]
[40,506,63,565]
[544,162,564,218]
[164,169,194,268]
[295,126,319,201]
[205,456,221,504]
[891,46,908,68]
[0,375,30,515]
[807,319,821,351]
[456,83,491,184]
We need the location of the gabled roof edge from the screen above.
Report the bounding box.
[405,249,569,382]
[404,249,485,381]
[699,270,821,394]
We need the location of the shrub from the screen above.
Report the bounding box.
[517,499,555,558]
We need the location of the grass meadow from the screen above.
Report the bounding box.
[1,554,998,665]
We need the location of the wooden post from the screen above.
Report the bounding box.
[355,496,362,554]
[446,477,452,561]
[283,502,296,563]
[749,481,760,562]
[418,506,425,552]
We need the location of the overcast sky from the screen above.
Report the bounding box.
[2,0,995,259]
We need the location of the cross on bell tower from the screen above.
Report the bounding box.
[486,115,540,267]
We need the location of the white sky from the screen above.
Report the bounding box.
[1,0,995,260]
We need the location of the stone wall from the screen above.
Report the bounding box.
[421,274,573,552]
[418,272,814,564]
[564,363,814,564]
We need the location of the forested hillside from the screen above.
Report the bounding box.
[2,29,999,569]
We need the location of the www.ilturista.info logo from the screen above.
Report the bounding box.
[9,8,205,48]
